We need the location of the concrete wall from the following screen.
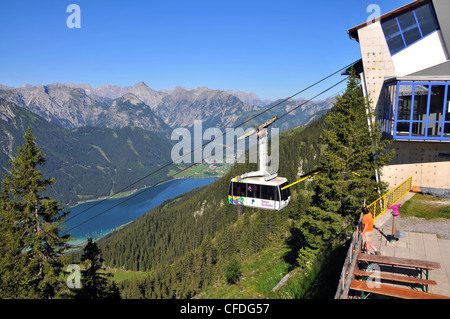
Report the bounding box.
[432,0,450,58]
[381,141,450,191]
[356,16,450,196]
[356,22,397,122]
[356,8,449,120]
[392,32,447,76]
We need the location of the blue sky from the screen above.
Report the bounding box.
[0,0,413,100]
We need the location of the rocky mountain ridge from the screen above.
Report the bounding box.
[0,82,335,134]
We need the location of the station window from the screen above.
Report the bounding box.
[415,3,439,36]
[382,82,450,141]
[381,3,439,55]
[445,92,450,136]
[382,84,397,136]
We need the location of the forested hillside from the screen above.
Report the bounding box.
[94,74,391,299]
[97,112,329,298]
[0,98,173,205]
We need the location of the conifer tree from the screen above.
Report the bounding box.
[0,187,31,297]
[0,127,71,298]
[312,71,392,217]
[79,238,120,299]
[294,71,393,268]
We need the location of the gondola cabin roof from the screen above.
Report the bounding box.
[231,176,288,186]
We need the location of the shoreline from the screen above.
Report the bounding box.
[65,176,220,248]
[68,174,223,208]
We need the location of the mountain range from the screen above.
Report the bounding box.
[0,82,335,133]
[0,81,336,205]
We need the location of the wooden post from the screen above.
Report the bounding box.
[391,216,398,242]
[392,216,396,235]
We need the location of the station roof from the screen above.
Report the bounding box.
[406,60,450,77]
[347,0,432,41]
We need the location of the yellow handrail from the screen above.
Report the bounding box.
[366,176,413,221]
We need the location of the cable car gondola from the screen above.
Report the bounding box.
[228,176,290,211]
[228,117,291,211]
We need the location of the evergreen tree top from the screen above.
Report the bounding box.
[0,127,70,299]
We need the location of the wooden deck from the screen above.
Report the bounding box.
[350,280,449,299]
[357,252,441,270]
[353,269,437,287]
[348,193,450,299]
[336,192,450,299]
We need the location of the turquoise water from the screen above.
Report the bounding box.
[63,178,217,244]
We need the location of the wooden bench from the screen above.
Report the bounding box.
[357,253,441,271]
[357,253,441,292]
[353,269,437,287]
[351,280,450,299]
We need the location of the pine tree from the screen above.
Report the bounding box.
[79,238,120,299]
[294,71,393,268]
[0,127,71,298]
[313,71,393,218]
[0,188,31,297]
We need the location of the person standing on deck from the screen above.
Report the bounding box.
[361,207,380,255]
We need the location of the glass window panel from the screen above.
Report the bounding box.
[261,185,268,199]
[429,86,445,121]
[253,184,261,199]
[390,85,396,120]
[444,123,450,137]
[382,86,391,123]
[397,11,422,46]
[383,85,394,120]
[280,182,290,201]
[412,122,426,136]
[413,85,429,121]
[382,85,397,135]
[396,122,410,136]
[382,19,405,54]
[261,185,276,200]
[427,122,442,137]
[383,86,389,119]
[445,88,450,121]
[233,182,246,197]
[246,184,257,198]
[398,85,413,120]
[415,3,439,36]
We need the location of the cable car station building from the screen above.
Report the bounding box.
[347,0,450,197]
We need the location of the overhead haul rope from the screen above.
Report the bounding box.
[65,63,354,224]
[63,63,357,234]
[280,145,381,191]
[64,77,349,234]
[281,169,322,190]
